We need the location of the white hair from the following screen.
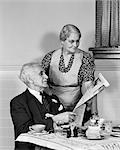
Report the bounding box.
[19,62,42,86]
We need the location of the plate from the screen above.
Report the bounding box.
[28,130,48,135]
[112,126,120,132]
[86,135,105,140]
[111,132,120,137]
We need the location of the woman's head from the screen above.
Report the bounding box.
[59,24,81,42]
[60,24,81,53]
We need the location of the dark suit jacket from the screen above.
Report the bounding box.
[10,89,64,150]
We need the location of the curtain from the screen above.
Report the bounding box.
[95,0,120,47]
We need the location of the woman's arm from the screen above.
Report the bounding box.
[81,81,98,115]
[41,50,55,75]
[80,52,98,115]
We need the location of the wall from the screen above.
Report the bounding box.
[95,60,120,125]
[0,70,26,150]
[0,0,95,149]
[0,0,95,66]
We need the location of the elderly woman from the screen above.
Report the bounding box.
[42,24,98,124]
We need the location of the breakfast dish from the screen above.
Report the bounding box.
[112,126,120,132]
[28,130,48,135]
[86,135,105,140]
[84,114,113,140]
[86,125,102,139]
[111,132,120,137]
[85,115,105,139]
[29,124,45,133]
[111,126,120,137]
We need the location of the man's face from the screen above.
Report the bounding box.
[31,67,48,89]
[62,32,80,53]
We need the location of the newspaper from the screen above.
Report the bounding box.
[73,73,110,126]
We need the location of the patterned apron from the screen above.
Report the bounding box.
[49,49,83,110]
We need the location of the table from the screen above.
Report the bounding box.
[16,132,120,150]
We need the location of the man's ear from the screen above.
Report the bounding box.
[26,75,34,84]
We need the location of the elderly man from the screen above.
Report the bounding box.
[10,62,75,150]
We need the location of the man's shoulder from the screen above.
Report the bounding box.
[10,90,28,104]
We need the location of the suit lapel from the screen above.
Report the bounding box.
[41,92,50,112]
[26,89,50,113]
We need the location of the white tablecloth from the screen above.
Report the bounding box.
[16,132,120,150]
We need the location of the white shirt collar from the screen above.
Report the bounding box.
[28,88,43,104]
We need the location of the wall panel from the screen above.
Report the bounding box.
[0,69,25,150]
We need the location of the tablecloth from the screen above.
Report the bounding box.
[16,132,120,150]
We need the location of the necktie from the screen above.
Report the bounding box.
[39,92,44,96]
[40,92,49,112]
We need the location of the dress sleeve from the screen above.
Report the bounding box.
[78,52,95,84]
[41,51,54,74]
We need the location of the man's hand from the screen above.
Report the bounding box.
[52,112,76,125]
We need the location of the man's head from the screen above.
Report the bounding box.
[19,62,48,92]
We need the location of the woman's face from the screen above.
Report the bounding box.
[62,32,80,54]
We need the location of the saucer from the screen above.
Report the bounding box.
[28,130,47,135]
[86,135,105,140]
[111,132,120,137]
[112,126,120,132]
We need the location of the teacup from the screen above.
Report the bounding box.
[29,124,45,133]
